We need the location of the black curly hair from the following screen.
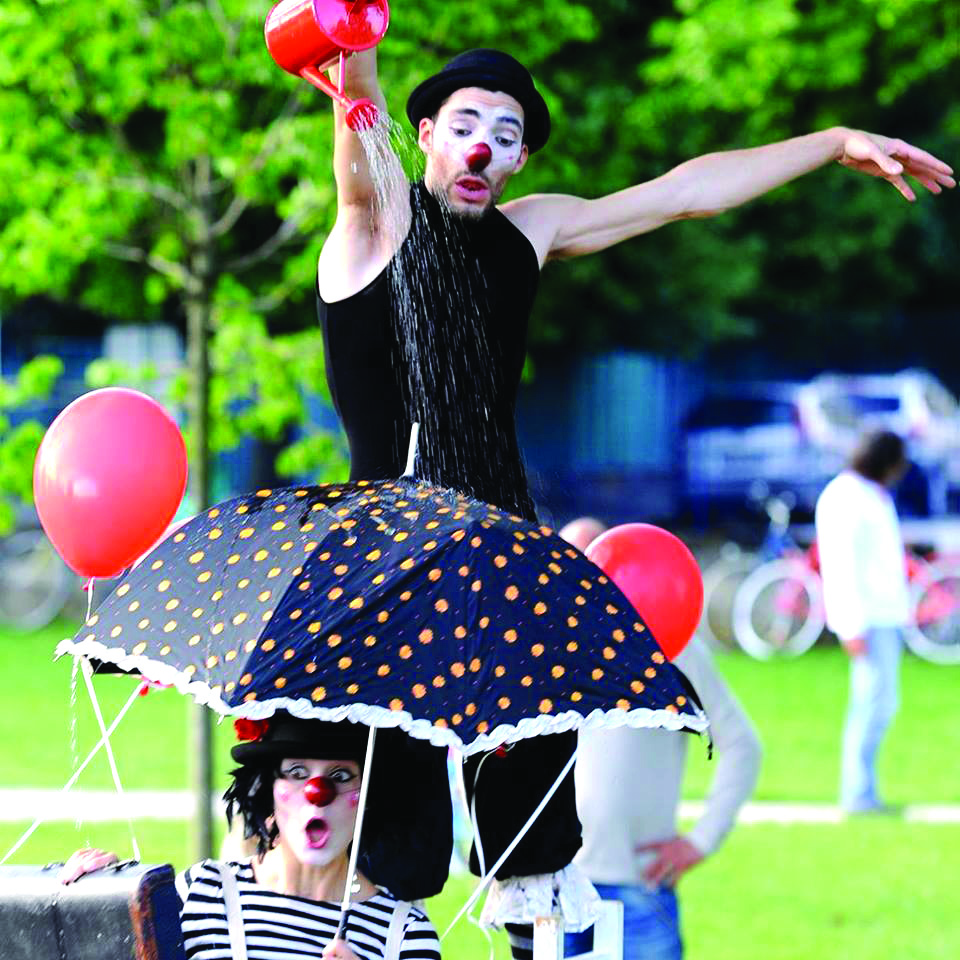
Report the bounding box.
[223,760,282,860]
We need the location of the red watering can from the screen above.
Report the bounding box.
[265,0,390,131]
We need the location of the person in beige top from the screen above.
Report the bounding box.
[561,519,761,960]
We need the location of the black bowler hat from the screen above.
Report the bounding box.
[406,49,551,154]
[230,712,369,765]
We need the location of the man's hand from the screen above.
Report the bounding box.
[636,835,704,888]
[841,635,868,657]
[59,848,119,884]
[837,129,956,201]
[322,937,360,959]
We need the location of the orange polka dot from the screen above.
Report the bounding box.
[494,555,508,568]
[666,704,678,714]
[432,675,445,688]
[283,648,295,660]
[603,646,616,660]
[412,683,427,699]
[551,665,565,679]
[334,563,349,575]
[458,565,470,577]
[312,687,326,701]
[592,668,604,681]
[261,638,275,651]
[328,587,343,600]
[338,656,352,669]
[531,643,545,657]
[451,713,463,725]
[612,629,625,642]
[419,628,433,644]
[390,699,404,711]
[348,597,364,610]
[538,573,550,585]
[327,635,342,648]
[677,696,687,707]
[645,667,657,679]
[399,645,413,659]
[366,548,382,561]
[504,585,519,601]
[533,602,547,615]
[479,616,490,629]
[495,665,506,678]
[521,675,533,687]
[631,680,646,694]
[274,678,287,689]
[454,625,467,639]
[498,696,511,709]
[471,580,482,593]
[606,603,619,615]
[428,568,442,582]
[476,721,489,734]
[450,662,465,677]
[617,698,630,711]
[305,662,317,673]
[240,673,253,686]
[378,664,391,677]
[539,699,554,713]
[571,691,583,703]
[469,658,482,672]
[434,598,448,613]
[364,635,377,647]
[652,651,666,664]
[308,621,323,634]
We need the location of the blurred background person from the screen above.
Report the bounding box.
[815,430,911,815]
[560,519,762,960]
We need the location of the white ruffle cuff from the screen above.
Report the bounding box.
[479,863,601,932]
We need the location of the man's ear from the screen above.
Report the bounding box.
[418,118,434,153]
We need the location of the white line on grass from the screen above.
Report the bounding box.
[1,791,958,823]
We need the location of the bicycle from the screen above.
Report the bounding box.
[732,540,960,663]
[697,489,800,652]
[0,524,78,630]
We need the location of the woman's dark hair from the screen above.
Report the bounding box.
[223,761,281,859]
[849,429,907,482]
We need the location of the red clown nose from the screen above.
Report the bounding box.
[303,776,337,807]
[465,143,492,172]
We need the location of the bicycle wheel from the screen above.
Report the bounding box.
[698,544,758,652]
[732,557,825,659]
[0,528,75,630]
[906,561,960,664]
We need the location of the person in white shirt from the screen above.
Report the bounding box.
[560,519,762,960]
[814,430,910,814]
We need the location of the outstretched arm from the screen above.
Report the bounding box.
[504,126,954,263]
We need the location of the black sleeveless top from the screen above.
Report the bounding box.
[317,181,540,520]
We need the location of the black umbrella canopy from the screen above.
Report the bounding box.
[59,479,706,753]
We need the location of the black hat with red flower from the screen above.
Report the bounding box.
[230,712,369,765]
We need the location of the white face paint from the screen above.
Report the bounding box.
[420,87,529,218]
[273,758,361,868]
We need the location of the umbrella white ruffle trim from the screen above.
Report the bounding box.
[479,863,601,932]
[56,636,709,755]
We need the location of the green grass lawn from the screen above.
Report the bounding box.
[2,621,959,958]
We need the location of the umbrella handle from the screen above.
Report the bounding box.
[334,724,378,940]
[403,422,420,477]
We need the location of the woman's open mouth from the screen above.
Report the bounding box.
[305,817,330,849]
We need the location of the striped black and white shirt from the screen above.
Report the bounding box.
[176,859,442,960]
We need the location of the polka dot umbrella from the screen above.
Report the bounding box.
[57,478,707,752]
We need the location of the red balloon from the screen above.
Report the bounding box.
[586,523,703,660]
[33,388,188,578]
